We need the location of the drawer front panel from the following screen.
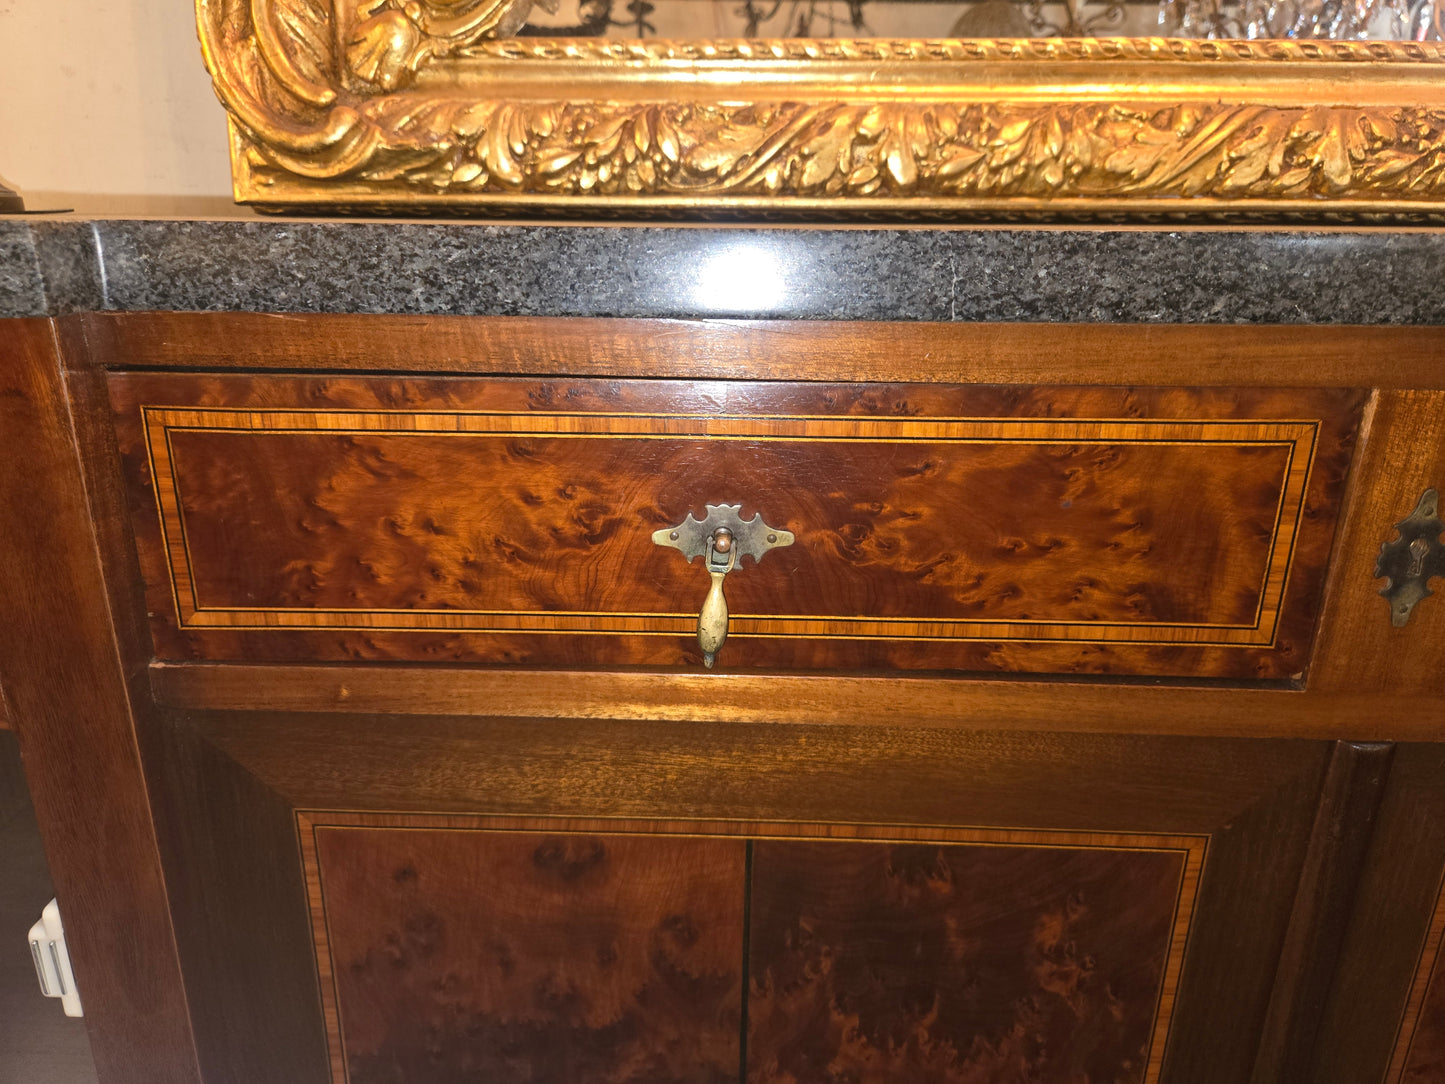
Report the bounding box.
[110,375,1363,678]
[300,814,1202,1084]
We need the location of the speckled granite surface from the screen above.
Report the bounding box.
[2,216,1444,323]
[0,222,44,319]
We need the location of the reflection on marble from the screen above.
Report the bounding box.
[30,223,105,317]
[687,237,807,315]
[4,218,1445,324]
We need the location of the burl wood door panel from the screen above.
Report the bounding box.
[746,839,1192,1084]
[307,825,747,1084]
[109,374,1363,677]
[300,815,1201,1084]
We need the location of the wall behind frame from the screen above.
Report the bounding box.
[0,1,232,202]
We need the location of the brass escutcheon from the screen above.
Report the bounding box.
[1376,488,1445,627]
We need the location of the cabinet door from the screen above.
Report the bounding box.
[143,712,1330,1084]
[1313,745,1445,1084]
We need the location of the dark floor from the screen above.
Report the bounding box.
[0,730,98,1084]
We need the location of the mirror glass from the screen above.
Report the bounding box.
[511,0,1441,41]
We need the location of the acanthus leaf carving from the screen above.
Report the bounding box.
[345,99,1445,204]
[253,0,338,105]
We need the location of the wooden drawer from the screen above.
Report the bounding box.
[110,374,1363,680]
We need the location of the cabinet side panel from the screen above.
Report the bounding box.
[0,319,198,1084]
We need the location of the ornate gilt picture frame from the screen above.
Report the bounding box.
[198,1,1445,219]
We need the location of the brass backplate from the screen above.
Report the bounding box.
[651,504,794,565]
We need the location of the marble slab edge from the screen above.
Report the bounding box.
[0,221,48,318]
[2,218,1444,324]
[0,220,106,319]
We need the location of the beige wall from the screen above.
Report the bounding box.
[0,1,234,202]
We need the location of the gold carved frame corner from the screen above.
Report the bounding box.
[198,1,1445,219]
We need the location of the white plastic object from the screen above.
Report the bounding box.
[28,898,82,1017]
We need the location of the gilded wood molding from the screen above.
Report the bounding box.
[197,1,1445,217]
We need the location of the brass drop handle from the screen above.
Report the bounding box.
[698,529,736,667]
[653,505,794,668]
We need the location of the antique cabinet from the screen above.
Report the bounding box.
[3,221,1445,1084]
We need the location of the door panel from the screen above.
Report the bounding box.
[746,837,1194,1083]
[297,816,1201,1084]
[145,711,1329,1084]
[308,825,746,1084]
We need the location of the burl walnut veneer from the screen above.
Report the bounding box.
[4,314,1445,1084]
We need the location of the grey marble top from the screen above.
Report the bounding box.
[3,215,1444,324]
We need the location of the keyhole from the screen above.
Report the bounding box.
[1409,537,1431,577]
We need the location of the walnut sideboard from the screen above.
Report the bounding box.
[4,221,1445,1084]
